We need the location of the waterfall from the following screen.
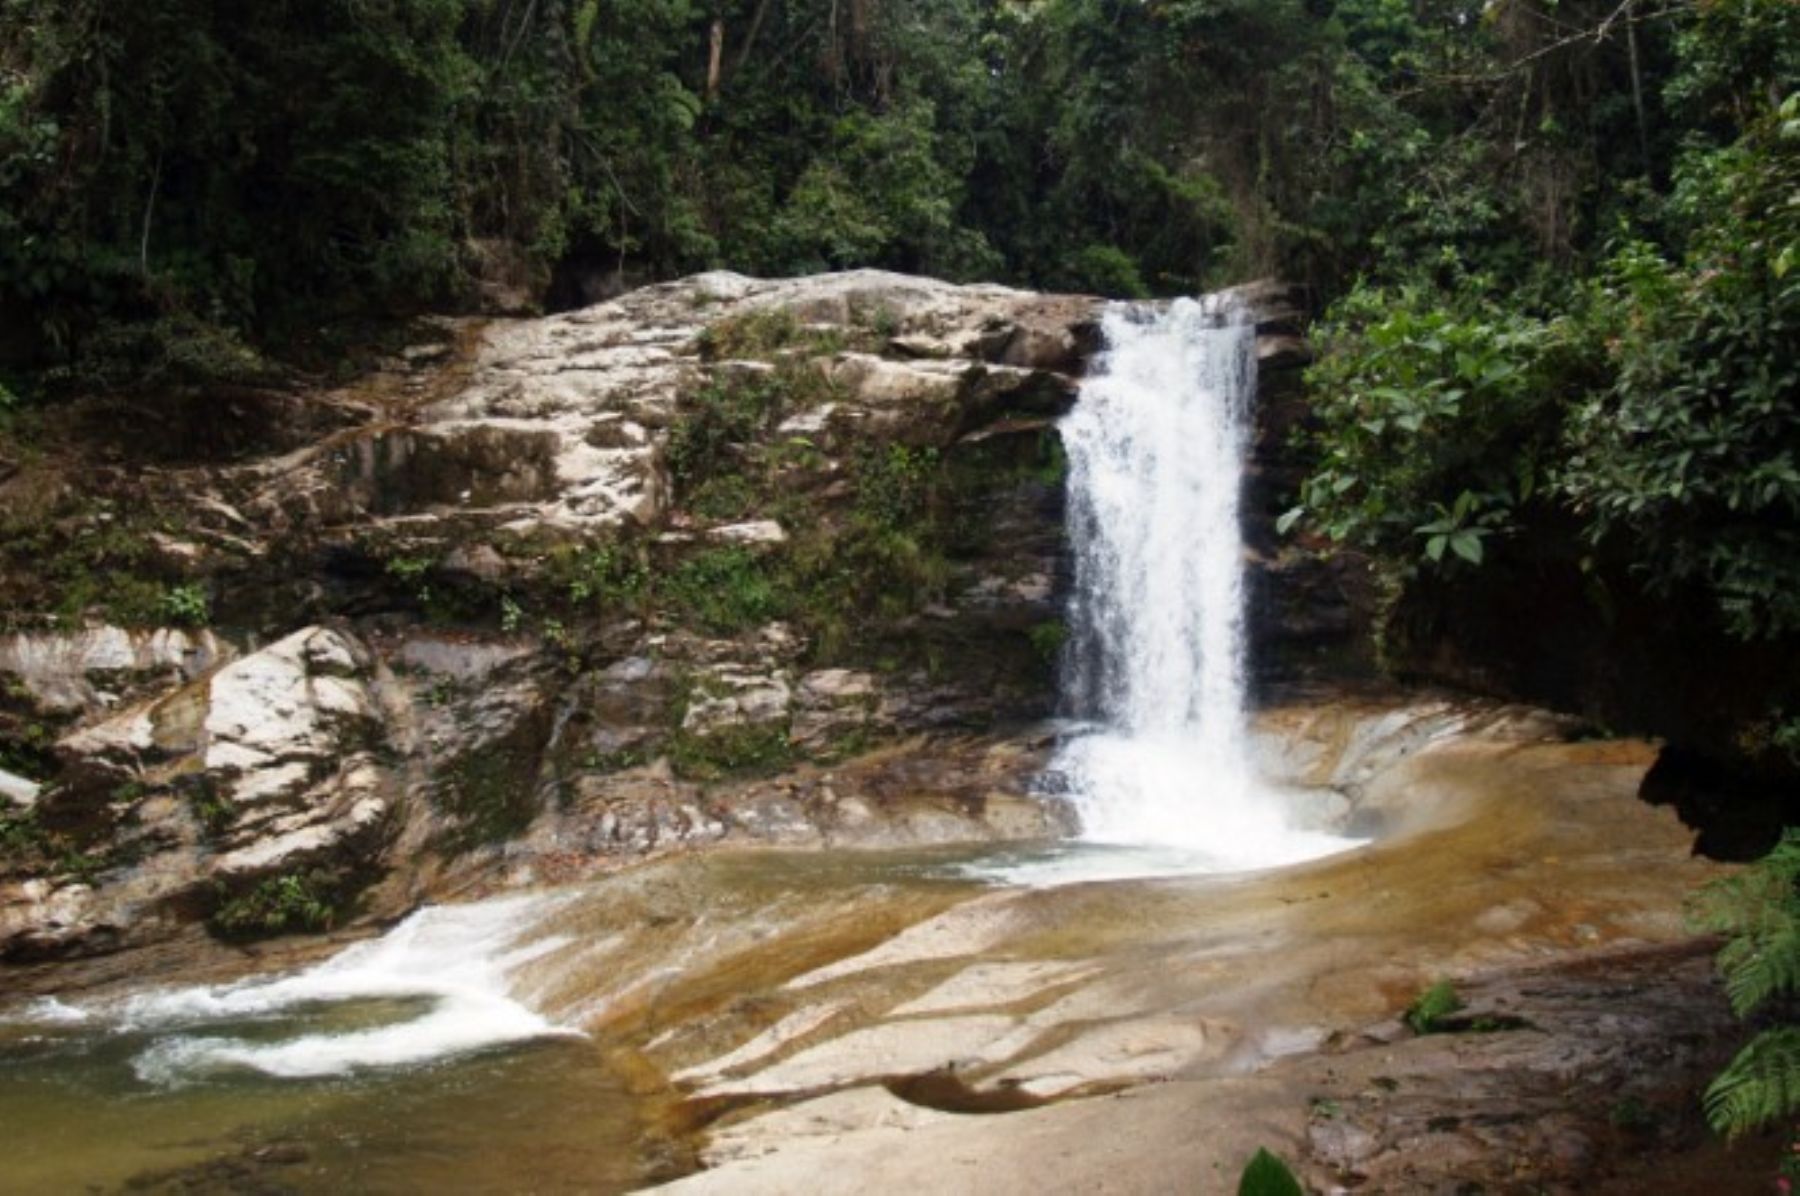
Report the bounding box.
[1051,297,1352,870]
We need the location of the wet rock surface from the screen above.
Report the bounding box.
[0,696,1766,1194]
[574,714,1754,1195]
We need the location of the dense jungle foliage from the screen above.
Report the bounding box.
[0,2,1782,361]
[0,0,1793,762]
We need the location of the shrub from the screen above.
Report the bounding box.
[552,542,649,613]
[855,443,939,530]
[1060,244,1150,300]
[157,583,210,627]
[1287,283,1582,572]
[1561,97,1800,641]
[211,871,338,938]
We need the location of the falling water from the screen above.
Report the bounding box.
[1052,297,1356,870]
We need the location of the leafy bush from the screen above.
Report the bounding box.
[1562,97,1800,641]
[51,317,275,393]
[855,443,939,531]
[2,810,100,883]
[550,543,649,614]
[1288,283,1582,571]
[1029,620,1069,664]
[1059,244,1150,300]
[211,871,338,938]
[157,583,210,627]
[0,810,49,868]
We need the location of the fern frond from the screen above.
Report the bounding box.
[1692,830,1800,936]
[1704,1027,1800,1138]
[1693,829,1800,1016]
[1719,916,1800,1017]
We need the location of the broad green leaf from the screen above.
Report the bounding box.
[1238,1148,1304,1196]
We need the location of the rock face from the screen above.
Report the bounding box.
[0,270,1359,960]
[237,271,1088,541]
[0,628,232,716]
[1235,279,1380,685]
[3,628,395,958]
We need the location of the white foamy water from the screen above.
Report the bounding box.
[1051,298,1361,870]
[12,895,575,1083]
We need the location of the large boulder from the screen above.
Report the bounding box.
[2,628,398,958]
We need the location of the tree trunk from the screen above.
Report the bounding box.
[707,19,723,101]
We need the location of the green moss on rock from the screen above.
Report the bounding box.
[669,722,795,781]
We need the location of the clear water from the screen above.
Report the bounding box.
[1050,298,1362,871]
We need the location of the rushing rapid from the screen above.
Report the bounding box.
[11,895,574,1082]
[1050,297,1360,871]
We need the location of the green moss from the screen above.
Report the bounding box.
[695,308,853,361]
[813,725,875,765]
[0,808,107,882]
[687,473,759,521]
[1029,619,1069,664]
[783,519,950,659]
[669,721,794,781]
[853,442,938,529]
[0,492,208,629]
[580,746,651,773]
[439,746,542,851]
[0,703,58,780]
[0,809,50,868]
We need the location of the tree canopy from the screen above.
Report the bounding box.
[0,0,1794,765]
[1,1,1781,364]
